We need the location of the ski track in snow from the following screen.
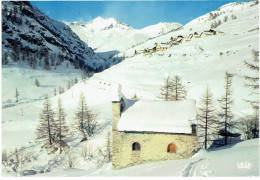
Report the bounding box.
[181,158,206,177]
[113,161,181,176]
[2,0,259,177]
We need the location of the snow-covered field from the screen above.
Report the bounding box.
[1,0,259,177]
[2,61,82,108]
[30,138,260,176]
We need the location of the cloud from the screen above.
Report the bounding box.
[101,1,160,29]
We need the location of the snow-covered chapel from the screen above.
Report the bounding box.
[111,90,198,169]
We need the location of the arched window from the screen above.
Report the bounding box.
[167,143,177,153]
[132,142,141,151]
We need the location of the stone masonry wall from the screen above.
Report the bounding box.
[112,101,198,170]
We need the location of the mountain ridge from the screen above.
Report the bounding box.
[2,1,106,72]
[66,17,183,57]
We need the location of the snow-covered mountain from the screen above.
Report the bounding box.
[2,1,105,72]
[66,17,182,58]
[121,1,259,58]
[98,0,259,116]
[139,22,182,37]
[184,1,259,33]
[2,0,259,177]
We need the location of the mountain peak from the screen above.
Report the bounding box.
[92,16,116,23]
[87,17,132,31]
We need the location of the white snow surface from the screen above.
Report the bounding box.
[31,138,260,177]
[118,100,197,134]
[66,17,182,58]
[2,0,259,177]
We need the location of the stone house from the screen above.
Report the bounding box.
[188,32,200,39]
[155,43,168,51]
[177,38,190,44]
[112,98,198,170]
[200,31,211,37]
[176,35,184,41]
[188,34,194,39]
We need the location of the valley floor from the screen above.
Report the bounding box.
[29,139,259,177]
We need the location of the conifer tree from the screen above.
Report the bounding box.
[73,93,97,140]
[243,50,259,138]
[67,81,71,90]
[44,54,50,70]
[11,49,19,62]
[2,52,8,65]
[158,76,172,101]
[218,72,234,145]
[74,77,78,84]
[171,75,187,101]
[36,97,55,147]
[50,54,55,66]
[58,86,62,94]
[198,86,219,149]
[244,50,259,110]
[55,98,69,154]
[31,55,37,70]
[35,78,40,87]
[15,88,19,103]
[54,88,57,96]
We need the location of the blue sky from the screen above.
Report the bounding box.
[30,1,247,29]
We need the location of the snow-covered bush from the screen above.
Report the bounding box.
[2,147,38,176]
[80,144,93,161]
[64,150,79,168]
[223,16,228,22]
[231,14,237,19]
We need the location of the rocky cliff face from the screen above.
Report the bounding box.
[2,1,105,72]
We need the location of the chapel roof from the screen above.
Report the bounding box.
[118,99,197,134]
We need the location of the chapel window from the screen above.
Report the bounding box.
[132,142,141,151]
[167,143,177,153]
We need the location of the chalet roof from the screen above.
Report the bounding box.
[209,29,216,32]
[118,99,197,134]
[177,35,184,38]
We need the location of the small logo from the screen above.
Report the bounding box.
[237,162,251,169]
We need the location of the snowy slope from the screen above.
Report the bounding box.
[1,0,259,177]
[2,1,105,71]
[107,138,259,177]
[29,139,260,176]
[140,22,182,37]
[1,1,108,107]
[185,1,259,33]
[2,62,82,107]
[66,18,182,58]
[121,1,259,58]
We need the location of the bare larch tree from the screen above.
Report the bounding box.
[36,97,55,147]
[218,72,234,145]
[15,88,19,103]
[158,76,172,101]
[171,75,187,101]
[73,92,97,141]
[197,86,219,149]
[55,98,69,154]
[243,49,259,138]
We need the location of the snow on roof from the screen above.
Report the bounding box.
[118,99,197,134]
